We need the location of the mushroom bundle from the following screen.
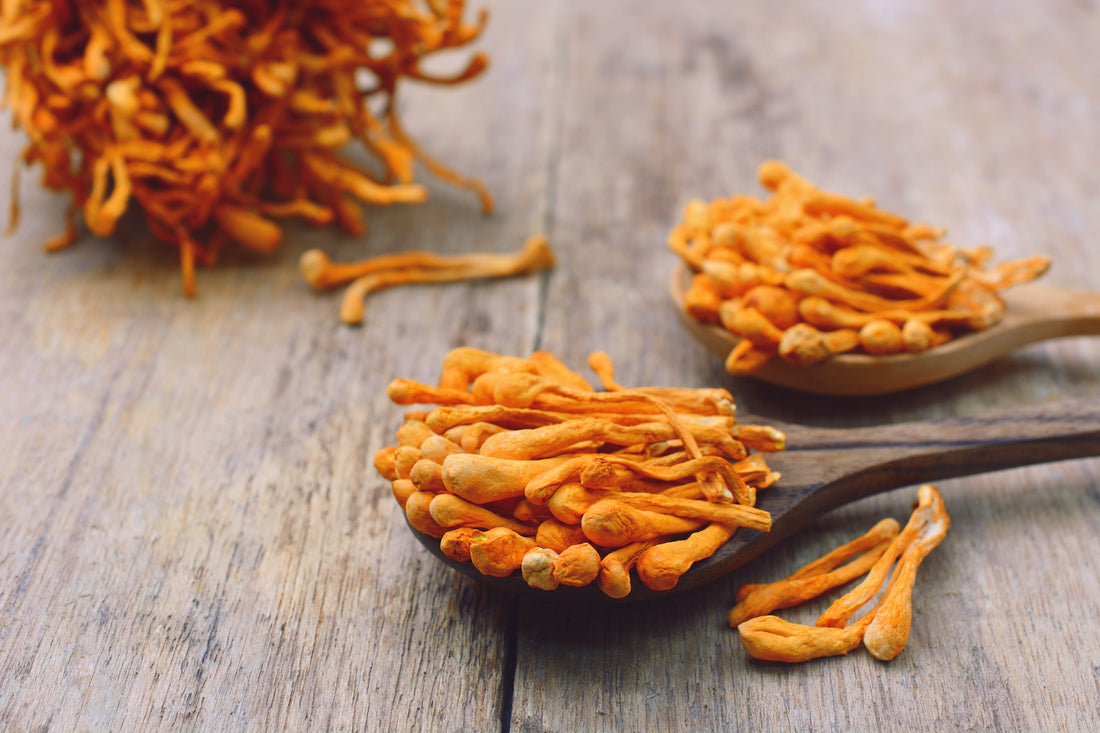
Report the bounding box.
[673,161,1051,374]
[0,0,491,295]
[374,348,785,598]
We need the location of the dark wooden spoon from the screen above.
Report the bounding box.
[407,399,1100,602]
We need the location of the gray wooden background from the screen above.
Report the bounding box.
[2,1,1099,730]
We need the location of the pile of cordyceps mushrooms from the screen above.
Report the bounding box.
[374,348,786,598]
[0,0,492,296]
[673,161,1051,374]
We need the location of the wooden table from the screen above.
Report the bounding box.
[3,2,1099,730]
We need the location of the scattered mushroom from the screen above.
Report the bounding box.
[731,485,950,663]
[316,235,557,326]
[862,486,950,661]
[737,613,872,664]
[726,517,899,627]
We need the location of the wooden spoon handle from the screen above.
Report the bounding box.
[1005,284,1100,326]
[764,399,1100,525]
[783,398,1100,451]
[995,284,1100,343]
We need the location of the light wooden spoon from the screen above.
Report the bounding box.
[407,399,1100,602]
[671,263,1100,395]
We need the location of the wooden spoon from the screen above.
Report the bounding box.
[407,399,1100,602]
[671,263,1100,395]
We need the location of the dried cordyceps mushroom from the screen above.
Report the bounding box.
[374,347,785,598]
[671,162,1051,374]
[0,0,492,296]
[301,234,556,325]
[732,484,950,663]
[726,516,900,627]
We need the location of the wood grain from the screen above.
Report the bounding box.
[1,1,1099,731]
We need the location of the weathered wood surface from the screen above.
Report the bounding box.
[2,1,1099,731]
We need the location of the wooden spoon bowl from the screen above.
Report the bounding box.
[671,263,1100,395]
[406,400,1100,603]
